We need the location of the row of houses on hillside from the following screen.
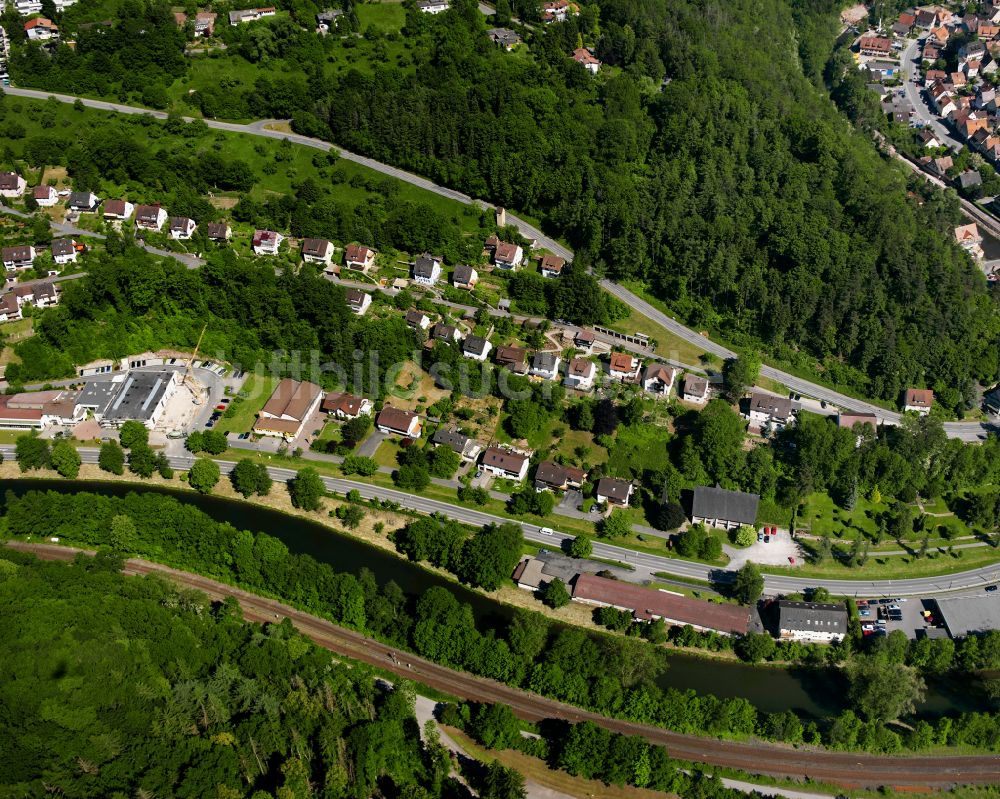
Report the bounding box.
[0,281,58,321]
[2,238,83,272]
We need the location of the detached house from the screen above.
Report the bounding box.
[572,47,601,74]
[596,476,633,507]
[413,253,443,285]
[376,405,422,438]
[574,329,596,352]
[481,447,530,481]
[542,0,569,22]
[691,484,759,530]
[301,238,334,266]
[345,243,376,273]
[534,460,586,492]
[642,364,677,396]
[564,357,596,390]
[747,391,793,428]
[103,199,135,222]
[530,352,561,380]
[229,7,276,25]
[32,185,58,207]
[682,374,710,403]
[405,309,431,330]
[539,254,565,277]
[955,222,984,260]
[50,238,78,265]
[194,11,217,34]
[134,205,168,232]
[432,427,483,460]
[68,191,100,212]
[206,221,232,241]
[495,344,528,374]
[2,246,35,271]
[252,229,283,255]
[462,335,492,361]
[416,0,449,12]
[904,388,934,415]
[858,35,892,57]
[486,27,521,50]
[431,322,463,344]
[452,264,479,289]
[485,235,524,270]
[322,392,371,419]
[608,352,640,382]
[0,172,27,199]
[345,288,372,316]
[25,18,58,40]
[168,216,196,240]
[253,378,322,440]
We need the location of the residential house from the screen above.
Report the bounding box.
[923,43,941,62]
[858,35,892,57]
[838,412,878,432]
[0,283,60,323]
[102,199,135,222]
[68,191,100,212]
[416,0,449,11]
[345,243,376,273]
[168,216,197,240]
[904,388,934,414]
[345,288,372,316]
[376,405,422,437]
[301,237,334,266]
[539,254,565,278]
[462,335,492,361]
[2,246,35,271]
[642,363,677,396]
[480,446,530,481]
[512,557,550,591]
[530,352,561,380]
[485,235,524,270]
[915,8,940,28]
[495,344,528,374]
[929,84,955,117]
[572,47,601,73]
[542,0,569,22]
[574,329,596,352]
[452,264,479,289]
[571,573,751,634]
[405,309,431,330]
[253,378,323,439]
[959,40,986,64]
[607,352,640,382]
[134,204,167,232]
[927,154,953,177]
[564,357,596,390]
[0,172,26,199]
[777,600,848,643]
[486,27,521,50]
[865,60,898,81]
[917,128,942,148]
[596,476,633,507]
[50,238,78,265]
[681,374,710,403]
[321,392,371,419]
[924,68,947,86]
[432,426,483,460]
[894,11,916,33]
[252,229,283,255]
[25,18,58,40]
[412,253,443,285]
[206,221,232,241]
[929,24,950,45]
[316,9,342,31]
[955,222,985,260]
[534,460,586,492]
[983,386,1000,419]
[194,11,216,35]
[32,185,58,207]
[0,292,21,322]
[430,322,463,344]
[690,484,760,530]
[229,7,276,25]
[13,0,42,12]
[951,70,968,87]
[748,391,793,428]
[959,170,983,192]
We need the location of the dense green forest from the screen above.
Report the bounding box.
[0,548,462,798]
[5,488,1000,754]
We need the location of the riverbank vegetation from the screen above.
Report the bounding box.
[3,487,1000,755]
[0,547,465,798]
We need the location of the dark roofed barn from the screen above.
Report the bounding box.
[690,484,759,530]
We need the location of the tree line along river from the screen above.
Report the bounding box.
[0,478,980,718]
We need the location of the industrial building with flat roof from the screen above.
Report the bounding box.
[933,595,1000,638]
[75,370,181,428]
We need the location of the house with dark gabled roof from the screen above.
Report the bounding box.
[777,600,848,642]
[103,199,135,222]
[539,254,565,278]
[50,238,78,265]
[481,446,530,480]
[301,237,334,265]
[345,288,372,316]
[33,185,58,207]
[682,374,710,403]
[431,322,463,343]
[690,484,759,530]
[596,476,633,507]
[530,352,561,380]
[321,392,371,419]
[747,391,793,428]
[0,172,26,198]
[904,388,934,415]
[484,235,524,270]
[534,460,586,491]
[452,263,479,289]
[2,246,35,271]
[486,27,521,50]
[68,191,100,212]
[405,309,431,330]
[345,243,376,273]
[565,357,596,390]
[135,204,168,232]
[642,363,677,396]
[413,254,443,285]
[432,426,483,460]
[206,221,232,241]
[169,216,196,240]
[463,335,492,361]
[495,344,528,374]
[376,405,422,437]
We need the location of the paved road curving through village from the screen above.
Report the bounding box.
[5,540,1000,791]
[2,85,993,442]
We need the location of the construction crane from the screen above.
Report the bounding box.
[184,325,209,405]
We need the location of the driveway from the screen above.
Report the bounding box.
[356,429,386,458]
[724,530,803,572]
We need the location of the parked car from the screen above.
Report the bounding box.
[987,585,998,593]
[859,609,871,617]
[237,432,250,440]
[539,527,554,536]
[763,535,770,543]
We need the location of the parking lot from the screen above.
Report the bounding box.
[726,528,803,571]
[857,596,938,639]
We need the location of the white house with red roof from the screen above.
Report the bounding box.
[33,185,58,207]
[572,47,601,74]
[345,243,376,273]
[25,18,59,40]
[0,172,27,199]
[252,229,284,255]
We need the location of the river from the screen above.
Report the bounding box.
[0,479,980,718]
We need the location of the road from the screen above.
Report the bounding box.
[899,36,964,151]
[4,445,1000,596]
[6,540,1000,791]
[1,85,993,441]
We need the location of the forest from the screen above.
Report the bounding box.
[0,548,464,798]
[4,488,1000,755]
